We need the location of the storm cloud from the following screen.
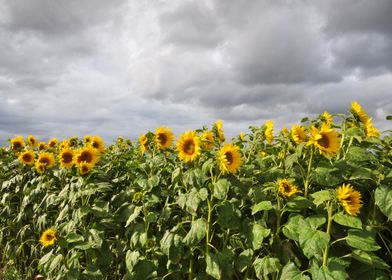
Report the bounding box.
[0,0,391,144]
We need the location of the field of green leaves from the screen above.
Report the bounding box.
[0,102,391,279]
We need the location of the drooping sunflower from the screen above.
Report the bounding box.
[139,134,149,154]
[201,131,215,150]
[365,118,380,139]
[351,101,369,124]
[213,120,225,142]
[48,138,58,148]
[58,148,75,169]
[176,131,201,163]
[307,124,341,156]
[74,146,99,166]
[36,152,56,168]
[322,111,333,126]
[155,127,174,150]
[27,135,38,147]
[277,178,299,198]
[18,150,35,165]
[218,143,242,174]
[78,161,94,176]
[291,125,307,145]
[38,142,47,150]
[90,135,105,153]
[239,132,246,142]
[10,136,25,151]
[39,228,57,247]
[336,184,362,216]
[264,120,274,144]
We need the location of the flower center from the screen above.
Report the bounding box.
[39,157,50,165]
[183,140,195,155]
[13,142,22,150]
[317,133,330,148]
[80,152,92,163]
[62,153,73,164]
[23,153,32,162]
[225,152,233,165]
[45,234,55,242]
[157,133,167,145]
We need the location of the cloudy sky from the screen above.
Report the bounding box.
[1,0,391,144]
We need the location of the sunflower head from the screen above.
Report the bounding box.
[68,136,79,147]
[90,135,105,153]
[176,131,201,163]
[155,127,174,150]
[27,135,38,147]
[213,120,225,142]
[365,118,380,139]
[79,162,94,176]
[84,135,92,144]
[19,150,35,165]
[201,131,215,150]
[40,228,57,247]
[10,136,25,151]
[322,111,333,126]
[263,120,274,144]
[139,134,149,154]
[307,124,341,156]
[59,148,75,169]
[351,101,369,124]
[280,127,289,137]
[239,132,246,142]
[48,138,58,148]
[38,142,47,150]
[75,146,99,166]
[59,140,70,151]
[336,184,362,216]
[36,152,56,168]
[291,125,307,145]
[277,179,299,198]
[218,143,242,174]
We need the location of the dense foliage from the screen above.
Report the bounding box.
[0,102,391,279]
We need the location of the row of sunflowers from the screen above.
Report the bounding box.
[0,102,391,279]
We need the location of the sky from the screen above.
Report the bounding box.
[0,0,391,144]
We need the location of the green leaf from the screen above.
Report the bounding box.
[333,212,362,229]
[183,218,207,246]
[313,167,343,186]
[254,257,281,279]
[235,249,253,273]
[216,201,241,230]
[186,188,201,216]
[213,179,230,200]
[375,185,392,220]
[160,231,183,264]
[125,206,142,227]
[125,250,140,273]
[310,260,347,280]
[299,229,330,260]
[351,250,390,270]
[38,250,53,267]
[48,254,63,273]
[206,252,221,279]
[346,229,381,251]
[280,262,310,280]
[311,190,332,207]
[148,175,160,188]
[285,196,313,212]
[250,223,271,250]
[132,260,155,280]
[251,201,273,215]
[386,115,392,120]
[199,188,209,201]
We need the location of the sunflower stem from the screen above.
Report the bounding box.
[342,136,354,160]
[206,197,213,256]
[322,201,333,267]
[275,196,282,236]
[304,150,314,198]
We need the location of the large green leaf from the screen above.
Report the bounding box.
[183,218,207,246]
[125,250,140,273]
[216,200,241,230]
[254,256,281,279]
[280,262,310,280]
[311,190,331,207]
[333,212,362,229]
[299,229,330,260]
[375,185,392,220]
[250,223,271,250]
[213,179,230,200]
[251,201,273,215]
[346,229,381,251]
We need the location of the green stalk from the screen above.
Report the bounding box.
[275,196,282,236]
[304,150,314,198]
[206,197,213,256]
[322,201,333,267]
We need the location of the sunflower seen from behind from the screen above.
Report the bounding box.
[155,127,174,150]
[322,111,333,126]
[40,228,57,247]
[213,120,225,142]
[176,131,201,163]
[365,118,380,139]
[18,150,35,165]
[336,184,362,216]
[264,120,274,144]
[308,124,340,156]
[218,143,242,174]
[291,125,307,145]
[351,101,369,124]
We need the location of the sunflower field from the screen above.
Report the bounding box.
[0,102,391,279]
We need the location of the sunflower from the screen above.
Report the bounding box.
[48,138,58,148]
[336,184,362,216]
[218,143,242,174]
[74,146,99,166]
[90,135,105,153]
[39,228,57,247]
[36,152,56,168]
[351,101,369,124]
[18,150,35,165]
[365,118,380,139]
[59,140,70,151]
[155,127,174,150]
[201,131,215,150]
[78,161,94,176]
[35,162,46,174]
[213,120,225,142]
[38,142,47,150]
[84,135,92,144]
[239,132,246,141]
[307,124,341,156]
[277,179,299,198]
[176,131,201,163]
[10,136,25,151]
[27,135,38,147]
[59,148,75,169]
[322,111,333,126]
[264,120,274,144]
[280,127,289,137]
[139,134,149,154]
[291,125,307,145]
